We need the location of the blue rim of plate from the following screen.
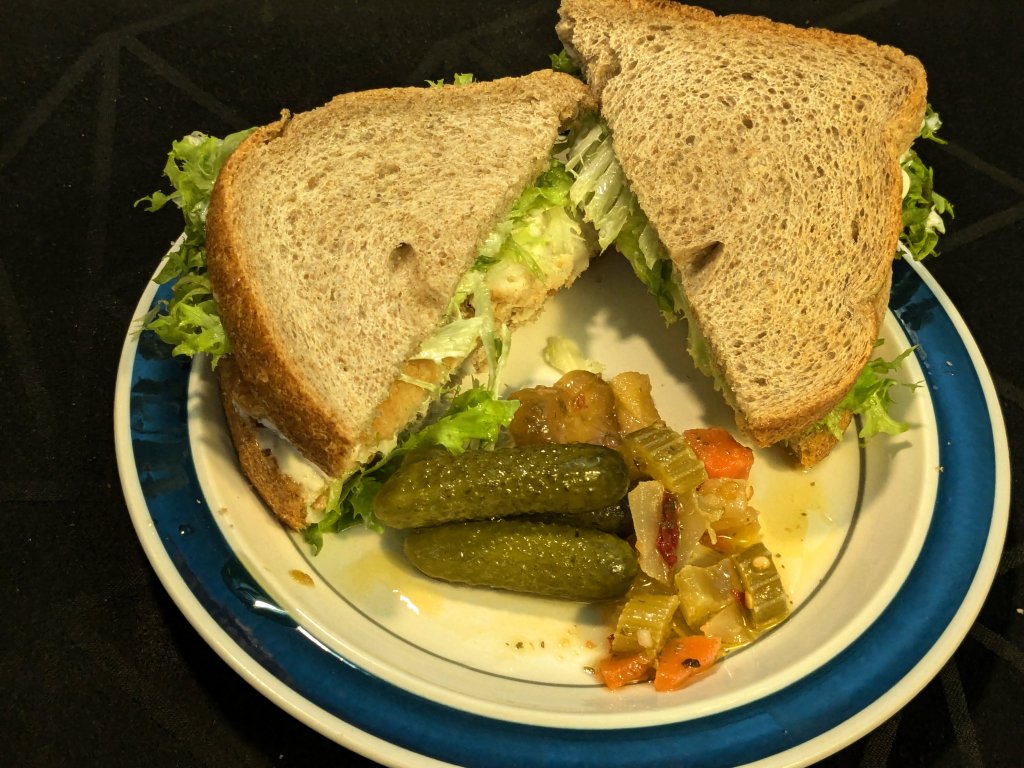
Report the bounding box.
[116,257,1009,768]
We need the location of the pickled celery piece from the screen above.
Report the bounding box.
[674,558,742,629]
[676,487,718,568]
[621,422,708,496]
[732,543,790,630]
[687,543,727,568]
[611,592,680,656]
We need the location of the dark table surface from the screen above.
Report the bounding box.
[3,1,1021,766]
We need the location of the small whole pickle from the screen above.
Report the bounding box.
[519,499,633,537]
[374,443,629,529]
[404,520,639,600]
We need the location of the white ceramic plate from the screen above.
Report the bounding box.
[115,253,1009,767]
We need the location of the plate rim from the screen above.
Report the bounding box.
[114,273,443,768]
[115,256,1010,768]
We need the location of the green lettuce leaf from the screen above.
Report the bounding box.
[821,343,918,440]
[398,387,519,454]
[543,335,603,375]
[564,116,685,320]
[141,273,230,359]
[918,104,945,143]
[472,160,577,279]
[550,49,582,78]
[414,316,487,366]
[136,128,254,365]
[898,105,954,260]
[426,72,475,87]
[302,387,519,553]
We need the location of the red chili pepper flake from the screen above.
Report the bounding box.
[682,658,701,669]
[657,493,680,567]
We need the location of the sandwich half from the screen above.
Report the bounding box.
[186,71,598,536]
[555,0,943,466]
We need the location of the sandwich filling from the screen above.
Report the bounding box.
[412,159,594,393]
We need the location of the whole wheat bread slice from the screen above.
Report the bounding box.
[557,0,926,455]
[207,70,596,495]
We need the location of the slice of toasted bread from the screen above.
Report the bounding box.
[207,71,596,484]
[557,0,925,456]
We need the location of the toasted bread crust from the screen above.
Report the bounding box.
[558,0,926,449]
[217,359,317,530]
[207,71,596,479]
[784,410,853,469]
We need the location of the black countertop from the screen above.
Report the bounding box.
[2,1,1021,766]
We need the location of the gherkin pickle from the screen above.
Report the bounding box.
[520,499,632,536]
[374,443,629,529]
[403,520,638,600]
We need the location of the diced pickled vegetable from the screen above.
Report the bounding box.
[700,602,757,649]
[676,488,719,567]
[621,422,708,496]
[732,543,790,630]
[374,443,629,529]
[596,652,653,689]
[552,370,620,447]
[505,385,566,445]
[608,371,661,434]
[627,480,673,584]
[404,520,638,600]
[683,427,754,480]
[656,493,681,568]
[696,478,757,536]
[507,370,619,448]
[674,558,743,629]
[652,635,722,692]
[610,592,680,656]
[705,519,763,556]
[687,543,728,568]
